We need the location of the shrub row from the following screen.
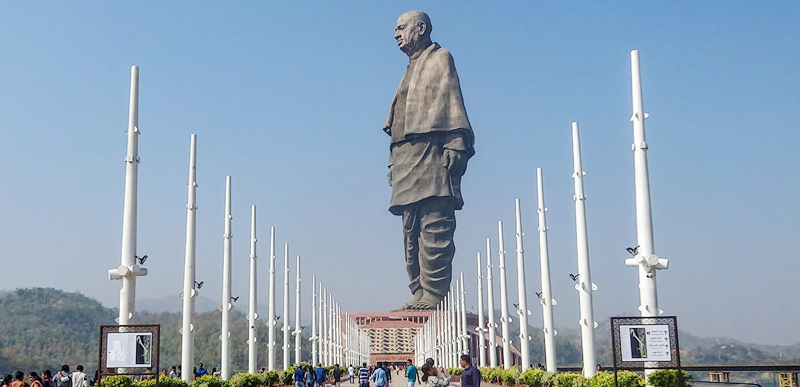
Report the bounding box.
[476,368,690,387]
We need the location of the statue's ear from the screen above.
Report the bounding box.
[417,20,428,36]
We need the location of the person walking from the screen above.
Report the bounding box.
[314,364,327,387]
[347,365,354,384]
[305,366,315,387]
[27,374,43,387]
[420,364,449,387]
[293,365,305,387]
[368,363,387,387]
[40,371,52,387]
[11,372,28,387]
[53,367,70,387]
[71,366,88,387]
[332,365,342,387]
[195,364,208,379]
[405,359,418,387]
[458,356,479,387]
[357,364,369,387]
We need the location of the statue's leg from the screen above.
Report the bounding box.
[396,206,424,310]
[408,198,455,310]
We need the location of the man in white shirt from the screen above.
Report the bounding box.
[347,366,354,384]
[71,366,88,387]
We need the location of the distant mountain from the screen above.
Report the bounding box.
[0,288,310,374]
[138,295,221,313]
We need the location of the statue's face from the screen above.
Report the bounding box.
[395,14,424,55]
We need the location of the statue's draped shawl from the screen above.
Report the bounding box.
[384,43,475,215]
[384,43,474,143]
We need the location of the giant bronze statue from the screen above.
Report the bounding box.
[384,11,475,310]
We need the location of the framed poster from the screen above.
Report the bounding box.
[106,332,153,368]
[610,316,680,370]
[98,324,160,381]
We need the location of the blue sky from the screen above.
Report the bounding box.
[1,2,798,345]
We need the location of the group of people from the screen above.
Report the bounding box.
[159,363,222,380]
[2,365,91,387]
[294,355,479,387]
[292,364,342,387]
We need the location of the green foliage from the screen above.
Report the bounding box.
[103,376,133,387]
[647,370,691,387]
[519,368,546,387]
[191,375,224,387]
[263,371,281,386]
[229,373,264,387]
[480,367,504,383]
[586,371,614,387]
[157,379,190,387]
[503,367,521,385]
[283,365,297,385]
[446,368,462,376]
[540,372,558,387]
[617,371,646,387]
[554,372,583,387]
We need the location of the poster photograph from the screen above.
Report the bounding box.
[610,316,680,370]
[620,324,671,362]
[106,332,153,368]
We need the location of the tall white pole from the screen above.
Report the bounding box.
[536,168,558,373]
[450,287,458,367]
[497,221,512,369]
[283,243,291,369]
[514,198,531,371]
[294,256,302,365]
[625,50,668,318]
[327,293,333,365]
[311,276,318,366]
[220,176,233,380]
[268,227,276,371]
[476,253,486,367]
[455,281,463,359]
[571,125,597,377]
[180,134,198,383]
[486,238,498,368]
[460,273,469,358]
[248,205,259,374]
[109,65,147,325]
[320,285,326,365]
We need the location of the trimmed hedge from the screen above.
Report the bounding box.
[647,370,692,387]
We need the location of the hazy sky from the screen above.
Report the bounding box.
[1,2,798,346]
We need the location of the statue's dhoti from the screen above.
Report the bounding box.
[402,197,456,299]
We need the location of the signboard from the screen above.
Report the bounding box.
[610,316,680,370]
[98,324,160,382]
[106,332,153,368]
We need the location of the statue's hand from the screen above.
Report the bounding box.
[387,167,393,187]
[442,149,466,176]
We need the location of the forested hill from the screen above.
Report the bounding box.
[0,288,798,374]
[0,288,305,374]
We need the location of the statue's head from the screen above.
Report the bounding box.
[395,11,432,57]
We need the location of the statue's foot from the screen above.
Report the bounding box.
[393,289,424,311]
[405,290,442,310]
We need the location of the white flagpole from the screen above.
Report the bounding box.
[486,238,498,368]
[498,221,512,369]
[180,134,198,383]
[294,256,302,365]
[514,198,530,371]
[283,243,290,369]
[109,65,147,325]
[536,168,558,373]
[220,176,233,380]
[476,253,486,367]
[247,206,258,374]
